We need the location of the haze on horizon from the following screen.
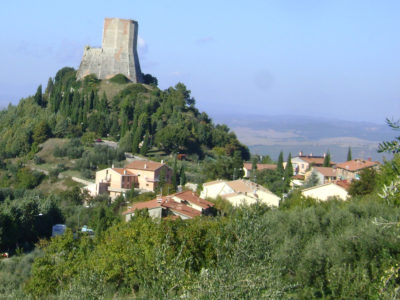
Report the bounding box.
[0,0,399,124]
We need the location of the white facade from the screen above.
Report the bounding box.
[302,183,348,201]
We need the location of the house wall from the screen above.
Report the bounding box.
[256,190,280,207]
[302,184,348,201]
[225,194,258,206]
[125,207,163,221]
[291,158,309,175]
[129,165,172,191]
[200,182,233,199]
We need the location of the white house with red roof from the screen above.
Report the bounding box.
[200,179,280,207]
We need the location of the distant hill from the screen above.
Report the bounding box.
[213,114,394,162]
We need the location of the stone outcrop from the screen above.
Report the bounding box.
[77,18,143,83]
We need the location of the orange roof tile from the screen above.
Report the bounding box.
[299,156,335,166]
[174,190,214,209]
[125,160,167,171]
[122,199,162,214]
[335,159,379,172]
[313,167,337,177]
[335,180,351,191]
[112,168,136,176]
[162,199,201,218]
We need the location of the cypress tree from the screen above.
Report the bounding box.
[180,165,186,186]
[34,85,43,107]
[285,153,293,178]
[347,147,352,161]
[45,77,54,95]
[172,157,178,190]
[323,151,331,167]
[277,151,284,175]
[140,131,150,156]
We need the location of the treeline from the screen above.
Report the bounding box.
[20,198,400,299]
[0,67,249,161]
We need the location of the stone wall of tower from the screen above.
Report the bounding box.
[77,18,143,83]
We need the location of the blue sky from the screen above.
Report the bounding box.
[1,0,399,123]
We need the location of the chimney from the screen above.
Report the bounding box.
[299,151,303,156]
[367,157,372,161]
[157,195,163,203]
[161,159,164,164]
[112,164,114,169]
[124,169,127,175]
[144,164,147,169]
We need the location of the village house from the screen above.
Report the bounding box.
[93,160,172,200]
[95,167,137,199]
[200,179,280,207]
[287,152,335,175]
[243,163,277,178]
[123,191,214,221]
[305,167,337,185]
[335,158,380,181]
[301,182,349,201]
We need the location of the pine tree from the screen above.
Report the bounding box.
[285,153,293,178]
[34,85,43,107]
[323,151,331,167]
[347,147,352,161]
[277,151,284,175]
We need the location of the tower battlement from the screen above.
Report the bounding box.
[77,18,143,83]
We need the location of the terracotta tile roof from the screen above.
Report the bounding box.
[125,160,167,171]
[292,174,305,180]
[123,195,202,219]
[122,199,162,214]
[162,198,201,218]
[203,180,226,187]
[313,167,337,177]
[226,179,267,194]
[335,159,380,172]
[299,156,335,166]
[335,180,351,191]
[173,190,214,209]
[112,168,136,176]
[243,163,277,171]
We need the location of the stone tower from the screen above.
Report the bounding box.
[77,18,143,83]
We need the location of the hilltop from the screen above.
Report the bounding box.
[0,68,249,163]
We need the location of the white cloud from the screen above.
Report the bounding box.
[137,35,148,55]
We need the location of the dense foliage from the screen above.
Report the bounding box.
[0,67,249,162]
[19,198,400,299]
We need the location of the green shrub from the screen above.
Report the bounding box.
[109,74,130,84]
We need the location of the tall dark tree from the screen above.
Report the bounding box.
[180,165,187,186]
[323,151,331,167]
[172,157,178,190]
[45,77,54,95]
[34,85,43,107]
[277,151,284,175]
[285,153,293,178]
[347,147,352,161]
[251,157,258,181]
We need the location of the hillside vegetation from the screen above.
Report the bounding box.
[0,68,249,162]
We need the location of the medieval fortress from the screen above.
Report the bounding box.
[77,18,143,83]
